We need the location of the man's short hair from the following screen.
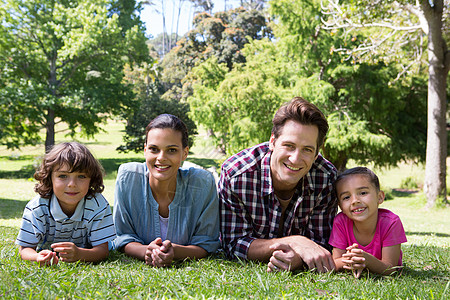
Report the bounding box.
[272,96,329,153]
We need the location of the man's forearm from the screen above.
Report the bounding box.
[247,238,279,261]
[246,236,304,261]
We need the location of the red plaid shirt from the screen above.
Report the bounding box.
[219,142,337,259]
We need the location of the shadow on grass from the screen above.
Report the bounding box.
[0,158,141,179]
[98,158,144,177]
[401,266,450,282]
[0,157,220,180]
[0,198,27,219]
[0,165,36,179]
[384,189,419,201]
[185,158,221,169]
[406,231,450,237]
[0,155,37,161]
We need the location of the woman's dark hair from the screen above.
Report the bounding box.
[34,142,105,199]
[272,96,328,154]
[145,114,189,148]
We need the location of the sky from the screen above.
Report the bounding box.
[140,0,243,38]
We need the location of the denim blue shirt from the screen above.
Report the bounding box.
[113,162,220,253]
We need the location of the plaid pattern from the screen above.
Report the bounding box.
[219,142,338,260]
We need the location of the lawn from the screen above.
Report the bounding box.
[0,120,449,299]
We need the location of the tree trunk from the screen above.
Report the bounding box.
[421,0,449,208]
[45,107,55,153]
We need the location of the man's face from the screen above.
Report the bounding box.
[269,120,319,193]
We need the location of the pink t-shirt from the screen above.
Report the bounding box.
[329,208,407,265]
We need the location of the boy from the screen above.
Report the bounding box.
[16,142,116,266]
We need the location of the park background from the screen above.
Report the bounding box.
[0,0,449,298]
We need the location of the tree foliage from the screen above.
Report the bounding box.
[159,6,272,103]
[187,0,428,170]
[187,39,294,154]
[118,63,197,153]
[0,0,149,150]
[321,0,449,207]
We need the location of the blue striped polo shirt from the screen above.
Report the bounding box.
[16,193,116,251]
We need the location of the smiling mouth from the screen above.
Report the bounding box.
[65,192,79,196]
[284,164,300,171]
[352,207,366,213]
[155,164,170,170]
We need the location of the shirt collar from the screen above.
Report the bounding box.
[301,157,319,193]
[50,193,85,222]
[261,150,273,196]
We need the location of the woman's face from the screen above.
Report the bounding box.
[144,128,188,185]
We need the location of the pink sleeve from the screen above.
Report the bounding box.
[381,214,407,247]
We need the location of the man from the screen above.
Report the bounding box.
[219,97,337,272]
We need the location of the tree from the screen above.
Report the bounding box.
[118,63,197,153]
[187,0,428,169]
[159,6,272,104]
[321,0,449,207]
[0,0,149,151]
[148,32,182,59]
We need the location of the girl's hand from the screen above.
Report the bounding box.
[37,249,59,266]
[51,242,80,263]
[343,244,365,278]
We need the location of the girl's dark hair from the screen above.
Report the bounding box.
[334,167,381,195]
[145,114,189,148]
[34,142,104,199]
[272,97,328,155]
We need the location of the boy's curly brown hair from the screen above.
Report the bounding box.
[34,142,105,199]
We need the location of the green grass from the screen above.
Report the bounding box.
[0,120,449,299]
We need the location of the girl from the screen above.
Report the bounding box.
[329,167,407,278]
[113,114,220,267]
[16,142,116,266]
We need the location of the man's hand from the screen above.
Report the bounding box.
[284,236,335,273]
[51,242,80,263]
[267,243,302,272]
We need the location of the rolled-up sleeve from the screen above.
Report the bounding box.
[218,169,255,260]
[113,164,146,250]
[189,171,220,253]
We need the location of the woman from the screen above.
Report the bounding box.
[113,114,220,267]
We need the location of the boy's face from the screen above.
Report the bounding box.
[269,120,318,193]
[336,174,384,224]
[51,164,91,216]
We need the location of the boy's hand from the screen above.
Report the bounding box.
[51,242,80,263]
[37,249,59,266]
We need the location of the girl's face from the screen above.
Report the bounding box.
[51,164,91,217]
[336,174,384,225]
[144,128,188,186]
